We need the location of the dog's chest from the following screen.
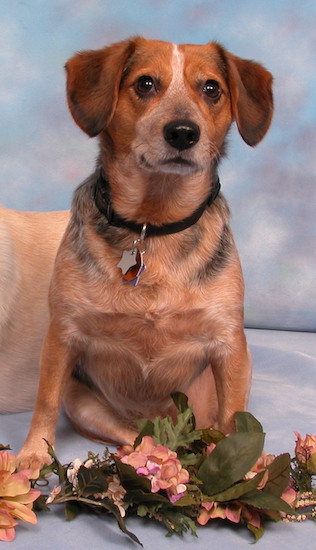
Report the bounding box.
[74,303,211,357]
[70,295,215,398]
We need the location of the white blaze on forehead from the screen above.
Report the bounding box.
[168,44,186,95]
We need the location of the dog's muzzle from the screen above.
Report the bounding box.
[163,119,200,151]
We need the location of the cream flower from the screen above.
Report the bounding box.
[67,458,93,488]
[46,485,62,505]
[101,475,127,517]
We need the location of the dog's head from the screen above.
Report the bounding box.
[65,37,273,178]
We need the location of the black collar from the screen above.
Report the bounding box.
[94,171,221,238]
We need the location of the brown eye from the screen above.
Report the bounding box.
[203,80,221,101]
[135,75,156,96]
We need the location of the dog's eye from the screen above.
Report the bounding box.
[135,75,156,96]
[203,80,221,101]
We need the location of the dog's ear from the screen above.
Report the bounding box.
[65,39,137,137]
[225,52,273,146]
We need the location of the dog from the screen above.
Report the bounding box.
[16,37,273,470]
[0,207,69,412]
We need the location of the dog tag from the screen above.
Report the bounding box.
[117,248,146,286]
[117,248,138,275]
[127,261,146,286]
[117,223,147,286]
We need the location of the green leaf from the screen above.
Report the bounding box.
[76,465,108,497]
[42,440,67,483]
[113,508,143,547]
[79,495,143,547]
[33,494,51,512]
[240,489,296,516]
[65,500,81,521]
[172,493,197,507]
[264,454,291,497]
[134,420,155,449]
[137,504,151,517]
[135,393,201,452]
[159,510,198,538]
[123,489,169,505]
[201,429,226,445]
[178,452,202,467]
[290,460,313,493]
[209,471,266,502]
[198,432,265,495]
[190,429,225,457]
[171,392,189,413]
[247,522,265,542]
[38,463,56,479]
[151,410,202,451]
[235,412,263,433]
[114,458,151,492]
[264,509,283,522]
[307,453,316,475]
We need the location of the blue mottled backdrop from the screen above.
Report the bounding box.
[0,0,315,331]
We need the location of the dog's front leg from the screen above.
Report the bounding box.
[17,321,74,471]
[211,329,252,434]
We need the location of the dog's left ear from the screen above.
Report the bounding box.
[65,38,137,137]
[225,52,273,146]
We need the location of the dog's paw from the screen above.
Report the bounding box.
[16,447,52,473]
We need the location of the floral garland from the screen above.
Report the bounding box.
[0,393,315,544]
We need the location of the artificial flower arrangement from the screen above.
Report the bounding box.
[0,393,315,544]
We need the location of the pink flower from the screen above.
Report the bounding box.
[0,451,40,541]
[245,452,276,489]
[206,443,216,456]
[198,501,242,525]
[281,485,297,508]
[197,447,297,529]
[198,501,261,528]
[118,436,189,503]
[250,452,276,473]
[247,451,297,508]
[295,433,316,473]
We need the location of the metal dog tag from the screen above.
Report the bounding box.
[117,223,147,286]
[117,248,146,286]
[117,248,139,275]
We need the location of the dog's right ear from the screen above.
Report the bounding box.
[65,39,137,137]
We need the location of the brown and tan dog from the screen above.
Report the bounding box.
[17,37,273,470]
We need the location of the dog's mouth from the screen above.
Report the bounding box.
[139,154,199,175]
[162,156,193,167]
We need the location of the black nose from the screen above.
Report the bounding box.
[163,120,200,151]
